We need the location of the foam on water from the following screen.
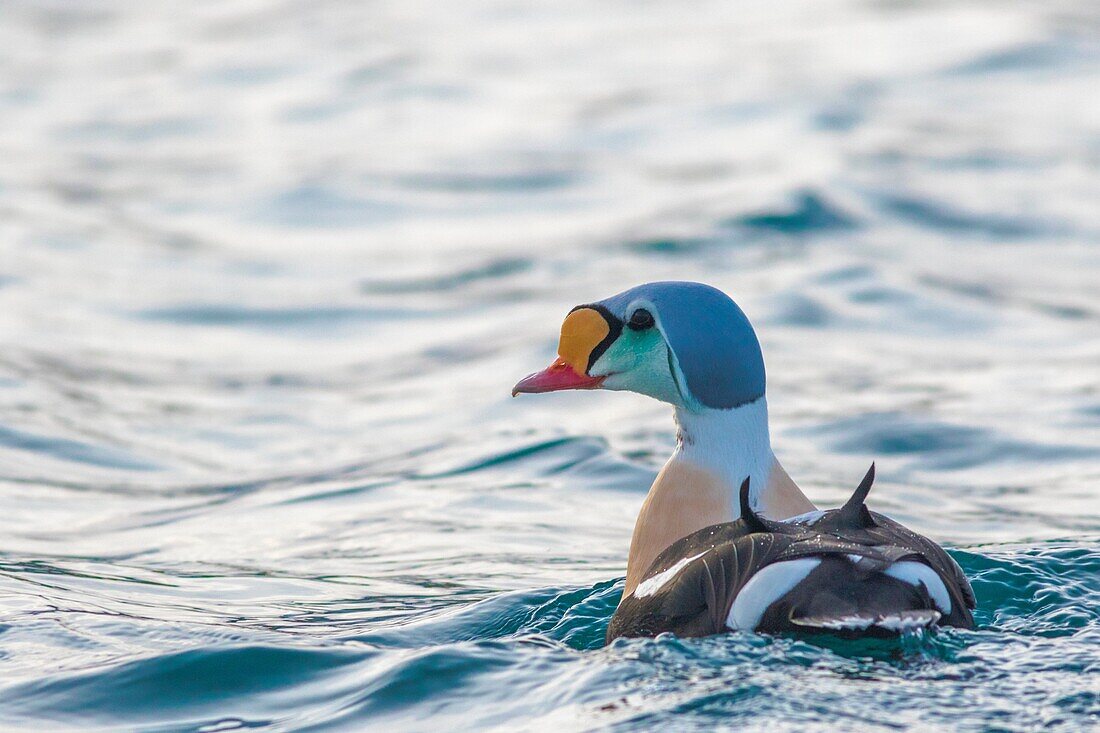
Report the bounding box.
[0,0,1098,730]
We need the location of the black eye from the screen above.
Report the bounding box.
[627,308,655,331]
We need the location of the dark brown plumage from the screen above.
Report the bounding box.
[607,466,975,642]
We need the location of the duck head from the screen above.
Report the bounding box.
[515,282,813,591]
[513,281,765,411]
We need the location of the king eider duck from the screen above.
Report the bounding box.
[513,281,975,641]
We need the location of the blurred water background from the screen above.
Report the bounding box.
[0,0,1098,730]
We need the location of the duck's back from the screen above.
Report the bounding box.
[607,468,976,642]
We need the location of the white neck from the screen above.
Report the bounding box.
[673,397,775,512]
[622,397,815,597]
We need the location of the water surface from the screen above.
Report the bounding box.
[0,1,1098,730]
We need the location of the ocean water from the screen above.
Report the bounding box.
[0,0,1098,730]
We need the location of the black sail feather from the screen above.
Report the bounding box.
[818,463,877,532]
[738,476,789,534]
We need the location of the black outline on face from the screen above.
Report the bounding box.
[568,304,623,374]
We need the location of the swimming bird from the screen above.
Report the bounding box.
[513,281,975,640]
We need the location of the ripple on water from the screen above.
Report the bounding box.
[871,192,1052,239]
[0,425,160,472]
[364,259,532,294]
[799,413,1100,471]
[1,1,1099,731]
[0,542,1097,730]
[250,185,407,228]
[3,645,374,730]
[135,304,440,333]
[727,190,859,236]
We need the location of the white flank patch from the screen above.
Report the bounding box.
[784,509,826,526]
[633,551,708,599]
[884,561,952,614]
[726,558,821,631]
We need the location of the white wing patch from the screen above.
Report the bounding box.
[783,509,826,526]
[884,561,952,614]
[726,558,821,631]
[633,550,708,599]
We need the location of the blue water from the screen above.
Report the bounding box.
[1,1,1099,730]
